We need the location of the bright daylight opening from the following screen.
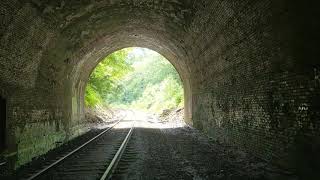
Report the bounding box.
[84,47,184,127]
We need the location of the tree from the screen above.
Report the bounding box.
[85,47,184,113]
[85,48,132,107]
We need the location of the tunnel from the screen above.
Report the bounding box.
[0,0,320,177]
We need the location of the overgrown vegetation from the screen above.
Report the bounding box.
[85,48,183,112]
[85,49,132,107]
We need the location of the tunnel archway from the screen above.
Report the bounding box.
[81,47,188,120]
[73,46,191,123]
[2,1,195,166]
[34,10,194,130]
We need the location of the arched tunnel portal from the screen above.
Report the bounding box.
[0,0,319,174]
[76,44,192,126]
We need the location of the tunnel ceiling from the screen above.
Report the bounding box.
[1,0,196,91]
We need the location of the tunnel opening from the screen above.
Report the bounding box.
[0,96,6,152]
[84,47,184,123]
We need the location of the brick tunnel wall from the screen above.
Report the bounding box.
[0,0,319,172]
[188,1,320,170]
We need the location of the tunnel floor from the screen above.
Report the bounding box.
[7,112,297,180]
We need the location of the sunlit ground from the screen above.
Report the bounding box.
[113,109,186,129]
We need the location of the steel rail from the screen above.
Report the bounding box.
[26,119,122,180]
[100,121,135,180]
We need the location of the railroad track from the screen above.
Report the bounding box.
[24,119,135,180]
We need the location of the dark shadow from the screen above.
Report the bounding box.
[291,132,320,180]
[0,96,6,152]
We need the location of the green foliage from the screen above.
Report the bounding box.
[85,47,184,112]
[85,85,101,107]
[85,48,132,107]
[131,76,184,112]
[113,50,182,106]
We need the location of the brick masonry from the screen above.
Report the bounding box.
[0,0,319,175]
